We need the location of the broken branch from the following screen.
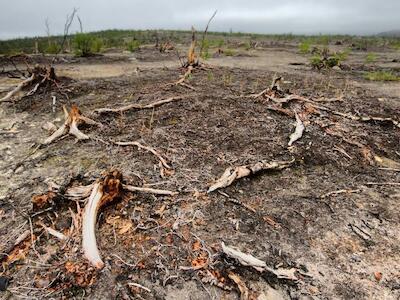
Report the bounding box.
[114,141,171,169]
[208,159,294,193]
[221,242,298,280]
[94,96,184,114]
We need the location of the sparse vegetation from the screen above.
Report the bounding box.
[310,47,349,69]
[73,33,102,57]
[126,39,141,52]
[298,40,311,54]
[224,49,236,56]
[365,52,377,63]
[364,71,400,81]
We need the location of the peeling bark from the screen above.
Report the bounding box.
[288,112,305,146]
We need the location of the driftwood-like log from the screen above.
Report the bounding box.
[94,96,183,114]
[208,159,294,193]
[82,171,122,269]
[0,74,35,102]
[221,242,298,280]
[63,170,178,269]
[43,104,101,145]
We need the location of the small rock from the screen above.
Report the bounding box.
[14,166,24,174]
[374,271,383,282]
[332,66,341,71]
[0,276,9,291]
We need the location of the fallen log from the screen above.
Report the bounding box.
[208,159,294,193]
[43,104,101,145]
[94,96,184,114]
[221,242,299,280]
[0,74,35,102]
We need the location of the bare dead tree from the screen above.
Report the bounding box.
[44,18,51,46]
[77,15,84,33]
[198,10,217,63]
[58,7,78,54]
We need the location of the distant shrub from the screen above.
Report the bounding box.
[127,40,141,52]
[200,39,210,59]
[364,71,400,81]
[73,33,94,57]
[91,38,103,53]
[224,49,235,56]
[365,53,377,63]
[299,40,311,54]
[45,42,61,54]
[310,47,349,69]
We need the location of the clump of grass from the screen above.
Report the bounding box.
[45,42,61,54]
[364,71,400,81]
[365,53,377,63]
[224,49,236,56]
[298,40,311,54]
[126,40,141,52]
[310,47,349,69]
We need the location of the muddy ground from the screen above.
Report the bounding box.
[0,44,399,300]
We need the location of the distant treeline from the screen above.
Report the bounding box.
[0,29,399,55]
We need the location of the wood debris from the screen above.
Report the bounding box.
[0,65,57,102]
[43,104,101,145]
[114,140,171,169]
[221,242,299,280]
[61,170,178,268]
[228,272,249,300]
[208,159,294,193]
[288,112,305,146]
[94,96,184,114]
[82,171,123,269]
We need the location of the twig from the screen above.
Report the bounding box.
[123,184,178,196]
[94,96,184,114]
[114,141,171,169]
[128,282,151,293]
[365,182,400,186]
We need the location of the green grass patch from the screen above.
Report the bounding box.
[364,71,400,81]
[365,53,377,63]
[224,49,236,56]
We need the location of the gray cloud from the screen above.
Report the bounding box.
[1,0,399,39]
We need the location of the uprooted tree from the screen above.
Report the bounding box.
[0,64,58,103]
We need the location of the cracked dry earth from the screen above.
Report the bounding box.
[0,50,400,300]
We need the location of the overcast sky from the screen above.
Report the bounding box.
[1,0,399,39]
